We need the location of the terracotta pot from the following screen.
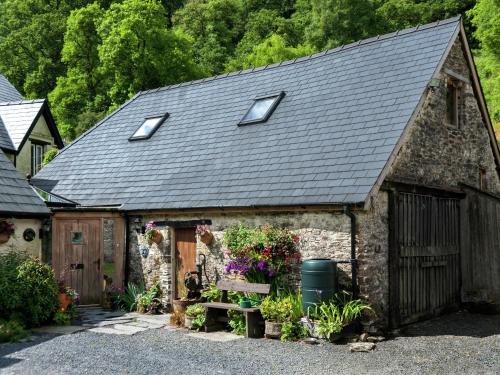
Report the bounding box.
[264,320,283,339]
[152,231,163,244]
[0,232,10,244]
[58,292,72,312]
[199,231,214,245]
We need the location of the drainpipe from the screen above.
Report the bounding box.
[342,205,358,299]
[123,212,130,287]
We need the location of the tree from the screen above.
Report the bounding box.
[49,3,107,140]
[173,0,245,75]
[299,0,384,50]
[235,34,314,69]
[468,0,500,126]
[0,0,95,98]
[99,0,202,106]
[226,8,300,70]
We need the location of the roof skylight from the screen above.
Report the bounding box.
[129,113,169,141]
[239,92,285,125]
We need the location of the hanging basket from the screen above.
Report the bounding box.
[199,231,214,245]
[151,230,163,245]
[0,232,9,244]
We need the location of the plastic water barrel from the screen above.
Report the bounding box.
[301,259,338,314]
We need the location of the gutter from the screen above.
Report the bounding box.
[336,205,358,299]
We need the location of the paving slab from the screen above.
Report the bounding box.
[187,331,245,342]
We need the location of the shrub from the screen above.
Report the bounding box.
[121,282,161,313]
[0,319,28,343]
[227,310,245,335]
[0,252,58,327]
[186,303,205,330]
[201,283,222,302]
[54,311,71,326]
[260,293,302,323]
[120,282,145,311]
[42,148,58,166]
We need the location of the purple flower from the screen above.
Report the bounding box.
[257,260,267,271]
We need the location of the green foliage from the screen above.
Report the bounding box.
[42,148,58,166]
[186,303,206,330]
[120,282,145,312]
[201,283,222,302]
[0,319,28,343]
[310,294,372,339]
[227,309,245,335]
[468,0,500,126]
[0,253,58,328]
[260,293,302,322]
[280,321,307,342]
[173,0,245,75]
[54,311,71,326]
[136,282,161,313]
[185,303,205,317]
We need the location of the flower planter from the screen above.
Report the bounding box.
[264,320,282,339]
[199,231,214,245]
[184,315,194,329]
[58,292,72,312]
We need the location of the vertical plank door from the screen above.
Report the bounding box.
[175,228,197,299]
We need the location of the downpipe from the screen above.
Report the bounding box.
[337,205,358,299]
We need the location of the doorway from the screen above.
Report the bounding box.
[174,227,197,299]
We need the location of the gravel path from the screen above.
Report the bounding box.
[0,311,499,375]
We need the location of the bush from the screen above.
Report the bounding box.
[42,148,58,166]
[186,303,205,330]
[0,319,28,343]
[0,252,58,327]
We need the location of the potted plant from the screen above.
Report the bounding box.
[260,296,293,339]
[185,303,205,330]
[0,221,14,244]
[309,297,372,342]
[196,224,213,245]
[144,221,163,245]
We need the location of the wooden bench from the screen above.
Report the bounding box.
[203,280,270,338]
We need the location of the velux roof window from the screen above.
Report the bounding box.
[129,113,169,141]
[239,92,285,125]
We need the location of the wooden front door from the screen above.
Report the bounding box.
[389,191,461,327]
[53,219,102,304]
[52,212,126,306]
[175,227,197,299]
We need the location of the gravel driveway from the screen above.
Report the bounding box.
[0,311,499,375]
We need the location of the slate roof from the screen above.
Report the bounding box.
[0,150,49,215]
[0,74,23,103]
[34,17,461,211]
[0,100,45,151]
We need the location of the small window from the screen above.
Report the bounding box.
[129,113,169,141]
[31,143,44,175]
[446,78,462,127]
[239,92,285,125]
[71,232,83,244]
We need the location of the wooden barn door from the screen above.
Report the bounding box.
[389,191,461,326]
[174,228,197,299]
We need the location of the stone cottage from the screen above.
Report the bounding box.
[34,16,500,328]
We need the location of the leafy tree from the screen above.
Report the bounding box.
[235,34,315,69]
[99,0,202,106]
[468,0,500,126]
[299,0,385,50]
[226,9,300,70]
[0,0,96,97]
[49,3,107,140]
[173,0,245,75]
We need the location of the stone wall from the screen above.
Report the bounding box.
[388,38,500,195]
[126,204,390,327]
